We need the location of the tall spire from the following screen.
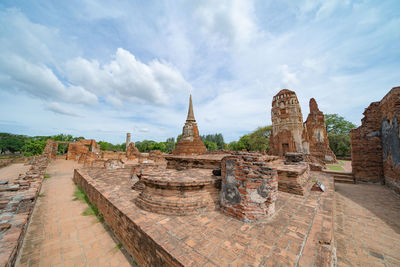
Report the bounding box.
[186,94,196,122]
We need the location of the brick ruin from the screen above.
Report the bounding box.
[66,139,100,161]
[220,152,278,221]
[0,141,53,266]
[351,86,400,192]
[305,98,337,163]
[269,89,336,164]
[172,94,207,156]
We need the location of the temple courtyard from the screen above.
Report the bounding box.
[1,159,398,266]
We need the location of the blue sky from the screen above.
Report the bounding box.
[0,0,399,144]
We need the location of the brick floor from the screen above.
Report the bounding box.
[15,160,133,267]
[335,183,400,267]
[75,168,335,266]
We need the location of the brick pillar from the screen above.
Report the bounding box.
[220,152,278,222]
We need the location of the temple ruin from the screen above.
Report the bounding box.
[3,88,399,267]
[269,89,336,164]
[351,86,400,193]
[172,94,207,156]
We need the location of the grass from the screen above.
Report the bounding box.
[38,193,45,197]
[44,173,51,179]
[73,186,104,222]
[326,165,344,171]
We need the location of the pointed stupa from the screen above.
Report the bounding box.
[186,94,196,122]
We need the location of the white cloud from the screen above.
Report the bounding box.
[279,65,299,89]
[45,102,82,117]
[194,0,259,46]
[0,54,98,105]
[66,48,192,106]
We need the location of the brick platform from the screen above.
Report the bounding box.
[271,161,311,195]
[135,168,221,215]
[73,168,335,266]
[165,154,228,170]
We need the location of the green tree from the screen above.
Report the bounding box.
[248,126,272,151]
[201,134,225,150]
[325,114,356,135]
[204,140,218,151]
[325,114,357,157]
[22,139,46,156]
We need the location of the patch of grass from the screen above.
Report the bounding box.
[38,193,45,197]
[326,165,344,171]
[73,186,103,222]
[116,242,123,250]
[44,173,51,179]
[73,187,86,201]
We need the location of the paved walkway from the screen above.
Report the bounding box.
[0,163,31,183]
[335,183,400,266]
[15,160,132,267]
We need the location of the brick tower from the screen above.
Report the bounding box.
[172,94,207,155]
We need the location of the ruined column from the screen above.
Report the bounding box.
[126,133,131,151]
[220,152,278,222]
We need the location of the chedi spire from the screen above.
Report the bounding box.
[186,94,196,122]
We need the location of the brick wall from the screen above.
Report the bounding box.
[351,86,400,191]
[220,152,278,221]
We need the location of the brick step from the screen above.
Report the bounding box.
[334,176,355,184]
[323,170,353,176]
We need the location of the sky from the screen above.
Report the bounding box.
[0,0,399,144]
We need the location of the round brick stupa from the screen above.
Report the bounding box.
[172,94,207,156]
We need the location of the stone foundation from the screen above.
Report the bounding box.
[272,161,311,195]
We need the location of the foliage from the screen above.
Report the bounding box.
[135,140,157,152]
[248,126,272,151]
[325,114,356,135]
[22,139,47,156]
[228,126,272,152]
[98,141,125,152]
[0,133,28,153]
[325,114,356,157]
[203,140,218,151]
[327,133,352,157]
[201,134,225,150]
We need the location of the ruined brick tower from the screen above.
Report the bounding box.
[172,94,207,155]
[305,98,337,163]
[269,89,310,156]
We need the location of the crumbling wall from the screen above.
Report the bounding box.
[66,139,100,161]
[220,152,278,221]
[351,86,400,191]
[305,98,337,163]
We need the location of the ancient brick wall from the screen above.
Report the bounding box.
[351,102,384,183]
[66,139,100,160]
[380,87,400,192]
[220,152,278,221]
[351,86,400,190]
[305,98,337,163]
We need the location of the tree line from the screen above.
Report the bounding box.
[0,113,356,157]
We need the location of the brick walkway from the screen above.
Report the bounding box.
[15,160,132,267]
[335,183,400,266]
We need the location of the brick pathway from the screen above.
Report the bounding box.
[15,160,132,267]
[335,183,400,266]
